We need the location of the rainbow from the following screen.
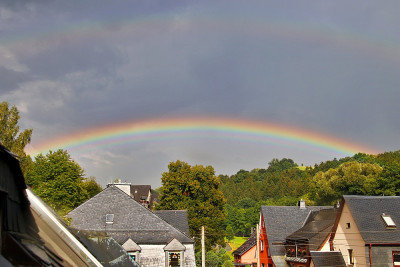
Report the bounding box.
[25,117,378,157]
[2,13,399,63]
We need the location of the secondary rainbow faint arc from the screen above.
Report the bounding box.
[25,117,378,157]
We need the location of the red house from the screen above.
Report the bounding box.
[232,230,257,266]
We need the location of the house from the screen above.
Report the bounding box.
[309,251,346,267]
[259,200,331,267]
[0,144,134,266]
[284,208,338,267]
[329,195,400,267]
[111,182,155,209]
[68,185,196,267]
[232,230,257,266]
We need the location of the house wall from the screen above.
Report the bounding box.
[319,236,331,251]
[367,245,400,267]
[331,203,366,266]
[259,213,273,267]
[138,244,195,267]
[240,245,257,265]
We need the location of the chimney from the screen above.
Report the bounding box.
[108,181,132,196]
[299,199,306,209]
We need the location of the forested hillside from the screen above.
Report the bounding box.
[220,151,400,236]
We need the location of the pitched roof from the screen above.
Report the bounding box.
[130,185,151,201]
[232,231,256,256]
[68,185,193,245]
[286,208,338,250]
[343,195,400,244]
[310,251,346,267]
[153,210,190,237]
[261,205,330,256]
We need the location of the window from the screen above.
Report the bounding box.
[348,249,354,265]
[346,222,351,229]
[105,214,114,224]
[168,252,181,267]
[393,251,400,267]
[261,240,264,252]
[382,213,396,228]
[128,252,137,261]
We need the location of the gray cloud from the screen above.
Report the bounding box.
[2,0,400,187]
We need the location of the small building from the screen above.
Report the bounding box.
[68,185,196,267]
[232,230,257,266]
[330,195,400,267]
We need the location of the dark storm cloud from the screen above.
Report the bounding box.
[2,0,400,186]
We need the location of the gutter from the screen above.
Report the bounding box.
[26,189,103,267]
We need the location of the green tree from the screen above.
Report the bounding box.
[226,224,235,242]
[0,101,33,174]
[312,161,383,205]
[81,176,103,198]
[26,149,99,216]
[157,160,226,250]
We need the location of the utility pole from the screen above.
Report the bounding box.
[256,224,260,267]
[201,226,205,267]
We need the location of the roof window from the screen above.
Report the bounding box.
[106,214,114,224]
[382,213,396,228]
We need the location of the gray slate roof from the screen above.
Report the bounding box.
[68,185,193,245]
[310,251,346,267]
[261,205,330,256]
[286,208,338,250]
[153,210,191,237]
[343,195,400,244]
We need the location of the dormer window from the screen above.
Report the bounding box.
[382,213,396,228]
[106,214,114,224]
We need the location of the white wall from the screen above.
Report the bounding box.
[138,244,196,267]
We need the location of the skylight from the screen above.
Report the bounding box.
[382,213,396,228]
[106,214,114,224]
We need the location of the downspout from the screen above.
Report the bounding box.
[369,244,372,267]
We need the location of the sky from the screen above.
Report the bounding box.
[1,0,399,188]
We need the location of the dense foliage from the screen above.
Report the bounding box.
[221,153,400,236]
[0,101,33,174]
[26,149,102,216]
[157,160,226,250]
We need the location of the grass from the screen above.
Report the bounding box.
[226,236,249,255]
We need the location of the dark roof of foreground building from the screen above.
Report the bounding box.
[68,185,193,245]
[153,210,190,237]
[232,230,257,256]
[286,208,338,250]
[343,195,400,244]
[310,251,346,267]
[261,205,331,256]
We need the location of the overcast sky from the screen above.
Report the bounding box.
[1,1,399,187]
